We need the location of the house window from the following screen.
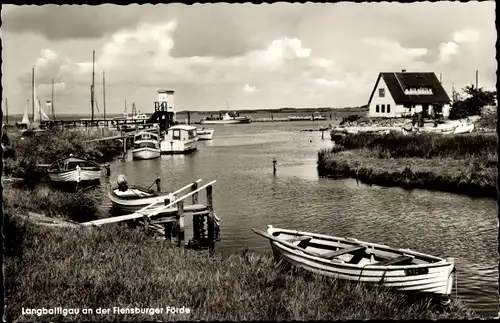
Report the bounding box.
[381,104,385,113]
[376,105,379,113]
[173,130,181,140]
[379,88,385,97]
[387,104,391,113]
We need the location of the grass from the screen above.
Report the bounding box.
[3,184,107,222]
[4,215,477,321]
[319,132,497,198]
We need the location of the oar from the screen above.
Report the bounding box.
[251,228,323,258]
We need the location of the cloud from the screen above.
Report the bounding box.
[453,27,480,44]
[243,84,257,93]
[314,78,346,88]
[1,5,144,40]
[438,41,460,64]
[361,38,428,64]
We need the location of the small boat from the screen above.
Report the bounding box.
[453,122,474,134]
[47,155,102,185]
[201,112,251,124]
[132,131,161,160]
[197,128,215,140]
[108,175,171,213]
[253,226,455,299]
[160,125,198,154]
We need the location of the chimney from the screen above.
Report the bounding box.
[401,69,406,73]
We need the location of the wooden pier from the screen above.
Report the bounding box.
[80,179,220,251]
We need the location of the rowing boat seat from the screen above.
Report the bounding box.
[321,245,367,261]
[286,236,312,248]
[375,255,414,266]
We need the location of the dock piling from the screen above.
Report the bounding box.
[191,182,198,204]
[176,200,185,247]
[206,185,215,254]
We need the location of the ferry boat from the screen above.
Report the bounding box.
[160,125,198,154]
[200,112,251,124]
[132,131,161,160]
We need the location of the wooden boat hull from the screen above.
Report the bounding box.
[108,187,170,213]
[197,129,215,140]
[48,169,102,183]
[260,227,455,296]
[132,147,161,160]
[160,139,198,154]
[453,123,474,134]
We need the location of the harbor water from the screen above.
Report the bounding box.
[107,120,498,317]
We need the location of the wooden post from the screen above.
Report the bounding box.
[272,158,277,175]
[206,185,215,254]
[164,223,173,242]
[191,182,198,204]
[176,200,185,247]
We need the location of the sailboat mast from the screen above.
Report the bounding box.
[91,50,95,123]
[32,66,35,123]
[103,70,106,122]
[51,79,56,121]
[5,98,8,124]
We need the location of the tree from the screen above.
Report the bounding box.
[449,84,496,120]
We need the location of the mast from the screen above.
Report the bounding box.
[51,79,56,121]
[32,66,35,124]
[103,70,106,122]
[5,98,8,124]
[91,50,95,123]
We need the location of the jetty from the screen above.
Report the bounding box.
[81,179,220,251]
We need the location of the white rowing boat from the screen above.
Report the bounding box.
[253,226,455,300]
[48,155,102,184]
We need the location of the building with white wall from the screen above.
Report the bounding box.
[367,71,451,118]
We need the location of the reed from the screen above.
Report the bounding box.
[318,148,497,198]
[333,132,497,159]
[5,218,477,321]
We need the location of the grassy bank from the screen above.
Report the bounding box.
[5,214,476,321]
[2,128,121,183]
[319,132,497,198]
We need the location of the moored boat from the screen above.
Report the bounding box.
[48,155,102,185]
[160,125,198,154]
[453,122,474,134]
[108,175,172,213]
[201,112,251,124]
[132,131,161,160]
[197,128,215,140]
[253,226,455,300]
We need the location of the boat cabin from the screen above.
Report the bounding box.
[164,125,197,141]
[134,131,159,142]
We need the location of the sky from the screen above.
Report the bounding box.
[1,2,497,117]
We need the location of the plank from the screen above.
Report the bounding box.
[252,229,323,258]
[321,245,367,260]
[81,204,208,227]
[286,236,313,243]
[375,255,414,266]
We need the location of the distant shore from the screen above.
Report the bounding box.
[318,132,497,198]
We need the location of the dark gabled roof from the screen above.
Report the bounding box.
[368,72,451,105]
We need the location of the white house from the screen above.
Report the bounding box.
[367,71,451,118]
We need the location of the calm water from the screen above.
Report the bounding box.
[107,121,498,317]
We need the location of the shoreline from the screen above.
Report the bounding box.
[318,148,497,199]
[4,213,477,321]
